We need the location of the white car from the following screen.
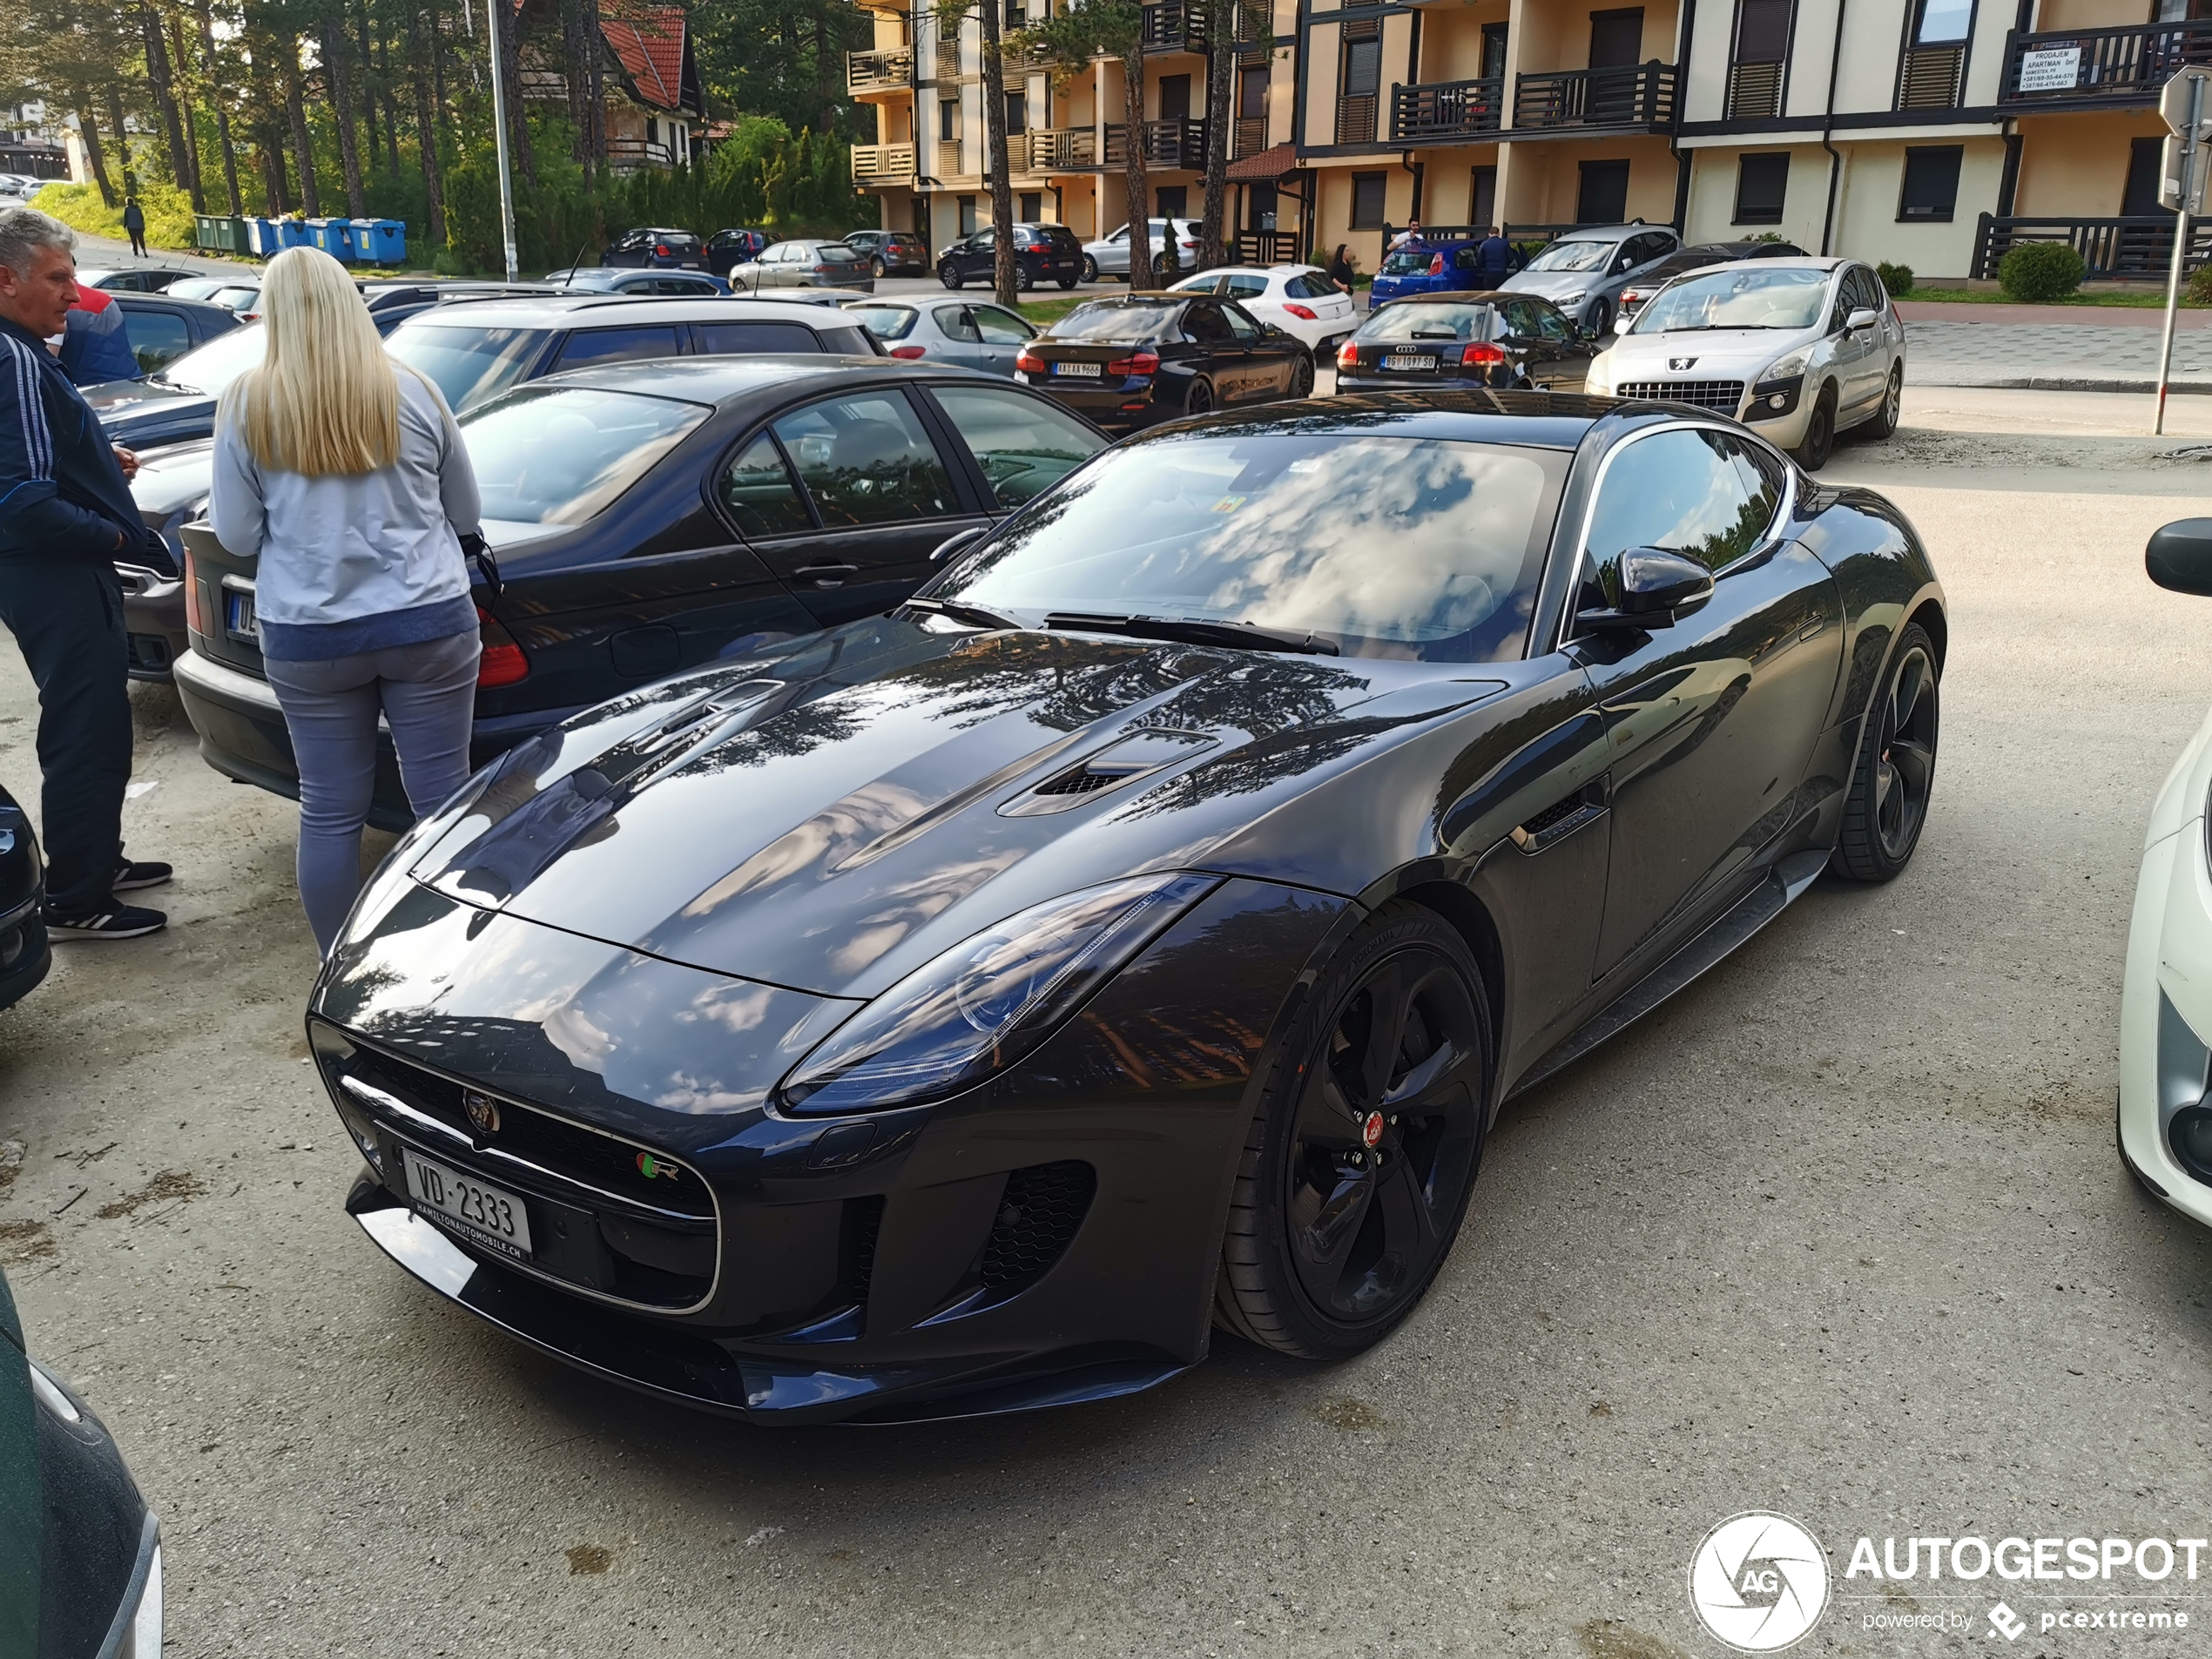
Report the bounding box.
[1582,257,1905,471]
[1081,219,1203,283]
[2121,519,2212,1224]
[1167,265,1358,351]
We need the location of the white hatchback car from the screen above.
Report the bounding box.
[1583,258,1905,470]
[1166,265,1359,351]
[2121,520,2212,1224]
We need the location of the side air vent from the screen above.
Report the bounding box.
[1508,782,1607,854]
[1000,729,1216,816]
[980,1161,1096,1290]
[1035,763,1147,796]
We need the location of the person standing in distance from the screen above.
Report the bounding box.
[209,246,484,956]
[121,197,147,259]
[0,206,172,940]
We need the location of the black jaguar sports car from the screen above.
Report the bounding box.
[307,389,1945,1425]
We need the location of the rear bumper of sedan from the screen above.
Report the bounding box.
[1014,371,1177,432]
[1337,370,1512,395]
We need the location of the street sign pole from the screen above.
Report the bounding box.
[2155,69,2209,434]
[483,0,521,283]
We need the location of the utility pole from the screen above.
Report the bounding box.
[2155,66,2211,435]
[483,0,521,280]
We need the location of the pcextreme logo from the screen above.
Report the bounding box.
[1689,1512,1831,1653]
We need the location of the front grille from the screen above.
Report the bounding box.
[981,1161,1095,1290]
[1615,379,1745,413]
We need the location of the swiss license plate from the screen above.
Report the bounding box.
[1382,354,1436,371]
[1053,361,1102,377]
[223,587,258,642]
[404,1147,533,1259]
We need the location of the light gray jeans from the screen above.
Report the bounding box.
[265,630,481,954]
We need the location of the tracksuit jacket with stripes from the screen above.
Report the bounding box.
[0,314,157,565]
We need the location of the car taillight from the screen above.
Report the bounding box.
[1428,253,1444,275]
[476,606,529,687]
[1337,341,1359,369]
[183,548,203,634]
[1285,302,1318,320]
[1015,348,1047,373]
[1462,342,1507,368]
[655,243,670,258]
[1106,350,1159,375]
[889,345,927,359]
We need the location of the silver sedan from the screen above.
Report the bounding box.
[838,296,1036,375]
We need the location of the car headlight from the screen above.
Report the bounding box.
[778,873,1219,1114]
[1584,352,1614,395]
[1555,290,1587,307]
[1747,347,1814,421]
[1762,347,1813,383]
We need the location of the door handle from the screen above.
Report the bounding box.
[795,562,860,589]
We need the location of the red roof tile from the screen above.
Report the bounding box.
[600,4,687,111]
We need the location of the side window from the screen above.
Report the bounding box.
[1581,428,1778,606]
[1226,274,1267,299]
[1184,302,1232,345]
[970,305,1035,344]
[130,310,192,374]
[1532,304,1573,344]
[1221,303,1261,341]
[555,325,682,370]
[718,433,814,538]
[1453,246,1481,271]
[934,304,982,342]
[691,320,821,353]
[1500,299,1541,338]
[1854,266,1885,314]
[932,384,1107,507]
[769,391,959,527]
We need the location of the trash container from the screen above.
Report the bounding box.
[276,219,310,250]
[244,217,280,258]
[194,213,229,252]
[354,219,407,266]
[304,218,357,261]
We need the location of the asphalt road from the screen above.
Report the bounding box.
[3,388,2211,1658]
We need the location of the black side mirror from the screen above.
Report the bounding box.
[2149,519,2212,595]
[1576,548,1716,630]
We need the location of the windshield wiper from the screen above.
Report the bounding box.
[903,596,1022,630]
[1042,611,1339,657]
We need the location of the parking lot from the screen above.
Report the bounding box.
[4,383,2212,1656]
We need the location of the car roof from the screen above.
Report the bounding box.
[1371,289,1516,307]
[530,354,1013,404]
[1554,223,1669,242]
[112,291,242,320]
[395,295,862,328]
[1125,388,1632,449]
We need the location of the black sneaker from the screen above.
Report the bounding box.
[46,906,167,941]
[113,860,172,892]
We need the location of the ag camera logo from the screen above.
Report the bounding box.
[1689,1512,1831,1652]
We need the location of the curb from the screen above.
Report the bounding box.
[1911,374,2212,395]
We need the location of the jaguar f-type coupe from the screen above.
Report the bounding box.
[307,390,1946,1425]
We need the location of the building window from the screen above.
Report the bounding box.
[1898,0,1972,107]
[1350,171,1387,229]
[1911,0,1972,46]
[1897,145,1963,220]
[1158,74,1192,120]
[1734,152,1790,224]
[1020,191,1042,220]
[1005,89,1027,133]
[1576,158,1631,224]
[940,99,959,141]
[1338,23,1382,145]
[1157,184,1189,218]
[1728,0,1791,119]
[1238,64,1268,120]
[1341,30,1381,98]
[959,193,978,234]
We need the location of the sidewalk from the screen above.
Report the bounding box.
[1905,315,2212,394]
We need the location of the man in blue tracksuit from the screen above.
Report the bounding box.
[0,207,171,939]
[1472,226,1519,288]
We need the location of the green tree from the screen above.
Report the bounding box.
[1022,0,1150,282]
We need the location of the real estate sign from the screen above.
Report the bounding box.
[2016,47,2081,92]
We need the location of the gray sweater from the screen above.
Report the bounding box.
[209,369,482,661]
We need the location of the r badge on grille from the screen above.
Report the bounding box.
[1669,356,1697,371]
[463,1091,501,1134]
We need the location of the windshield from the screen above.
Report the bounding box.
[1380,248,1443,275]
[388,324,551,411]
[1523,239,1614,273]
[1047,303,1183,341]
[1359,303,1493,342]
[460,387,708,525]
[843,303,917,341]
[148,322,266,393]
[1630,266,1831,333]
[933,432,1562,661]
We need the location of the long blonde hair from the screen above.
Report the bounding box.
[219,246,400,475]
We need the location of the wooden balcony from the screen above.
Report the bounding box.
[1974,213,2212,280]
[1001,37,1059,71]
[2000,18,2212,106]
[848,48,914,94]
[1143,0,1207,52]
[1389,76,1504,142]
[851,143,917,184]
[1237,230,1301,264]
[1026,127,1099,170]
[604,136,677,170]
[1104,118,1207,168]
[1513,62,1679,131]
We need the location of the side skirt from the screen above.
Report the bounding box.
[1506,847,1831,1099]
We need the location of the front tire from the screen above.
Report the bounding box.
[1585,297,1614,339]
[1080,254,1099,282]
[939,261,962,290]
[1831,622,1939,882]
[870,256,887,280]
[1214,902,1492,1359]
[1795,382,1837,470]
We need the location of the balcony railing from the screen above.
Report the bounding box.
[1025,127,1099,170]
[604,136,677,170]
[1896,44,1965,109]
[1237,230,1301,265]
[2000,18,2212,104]
[1726,58,1784,119]
[848,48,914,93]
[851,143,917,182]
[1336,94,1378,144]
[1104,118,1206,167]
[1143,0,1207,51]
[1514,62,1679,130]
[1001,37,1058,71]
[1973,213,2212,280]
[1389,76,1504,141]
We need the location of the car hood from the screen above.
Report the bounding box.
[87,377,216,428]
[1601,326,1817,379]
[392,617,1513,1001]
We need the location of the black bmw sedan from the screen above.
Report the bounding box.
[1336,292,1598,395]
[1016,293,1314,430]
[172,356,1109,827]
[304,389,1946,1425]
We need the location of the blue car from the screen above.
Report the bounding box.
[1369,239,1491,303]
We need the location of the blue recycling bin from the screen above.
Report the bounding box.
[245,217,280,258]
[305,218,357,261]
[354,219,407,266]
[276,219,310,250]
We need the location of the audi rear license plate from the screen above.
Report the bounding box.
[404,1146,533,1259]
[1383,354,1436,371]
[1053,361,1103,376]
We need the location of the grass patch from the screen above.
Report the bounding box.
[32,180,197,251]
[1902,285,2209,308]
[1015,294,1094,327]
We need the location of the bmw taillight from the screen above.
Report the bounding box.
[183,548,203,635]
[1428,253,1444,275]
[476,606,529,688]
[1337,341,1359,370]
[1106,350,1159,375]
[1015,348,1047,373]
[1285,302,1318,320]
[889,344,927,359]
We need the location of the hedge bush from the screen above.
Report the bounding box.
[30,181,197,251]
[1876,262,1913,299]
[2188,262,2212,304]
[1998,240,2086,302]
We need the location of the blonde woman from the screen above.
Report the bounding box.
[209,246,482,954]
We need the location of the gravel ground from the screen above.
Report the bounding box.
[1,388,2209,1657]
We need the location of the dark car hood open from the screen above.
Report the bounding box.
[85,377,219,443]
[403,617,1507,1000]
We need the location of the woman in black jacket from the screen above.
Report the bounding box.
[1326,244,1355,295]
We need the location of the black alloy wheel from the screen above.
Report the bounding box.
[1216,903,1491,1358]
[1290,353,1314,397]
[1796,383,1837,470]
[1867,364,1903,441]
[940,260,962,290]
[1081,254,1099,282]
[1184,376,1214,417]
[1833,623,1939,881]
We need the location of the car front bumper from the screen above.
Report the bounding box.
[2120,822,2212,1226]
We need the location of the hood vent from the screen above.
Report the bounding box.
[1000,728,1217,817]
